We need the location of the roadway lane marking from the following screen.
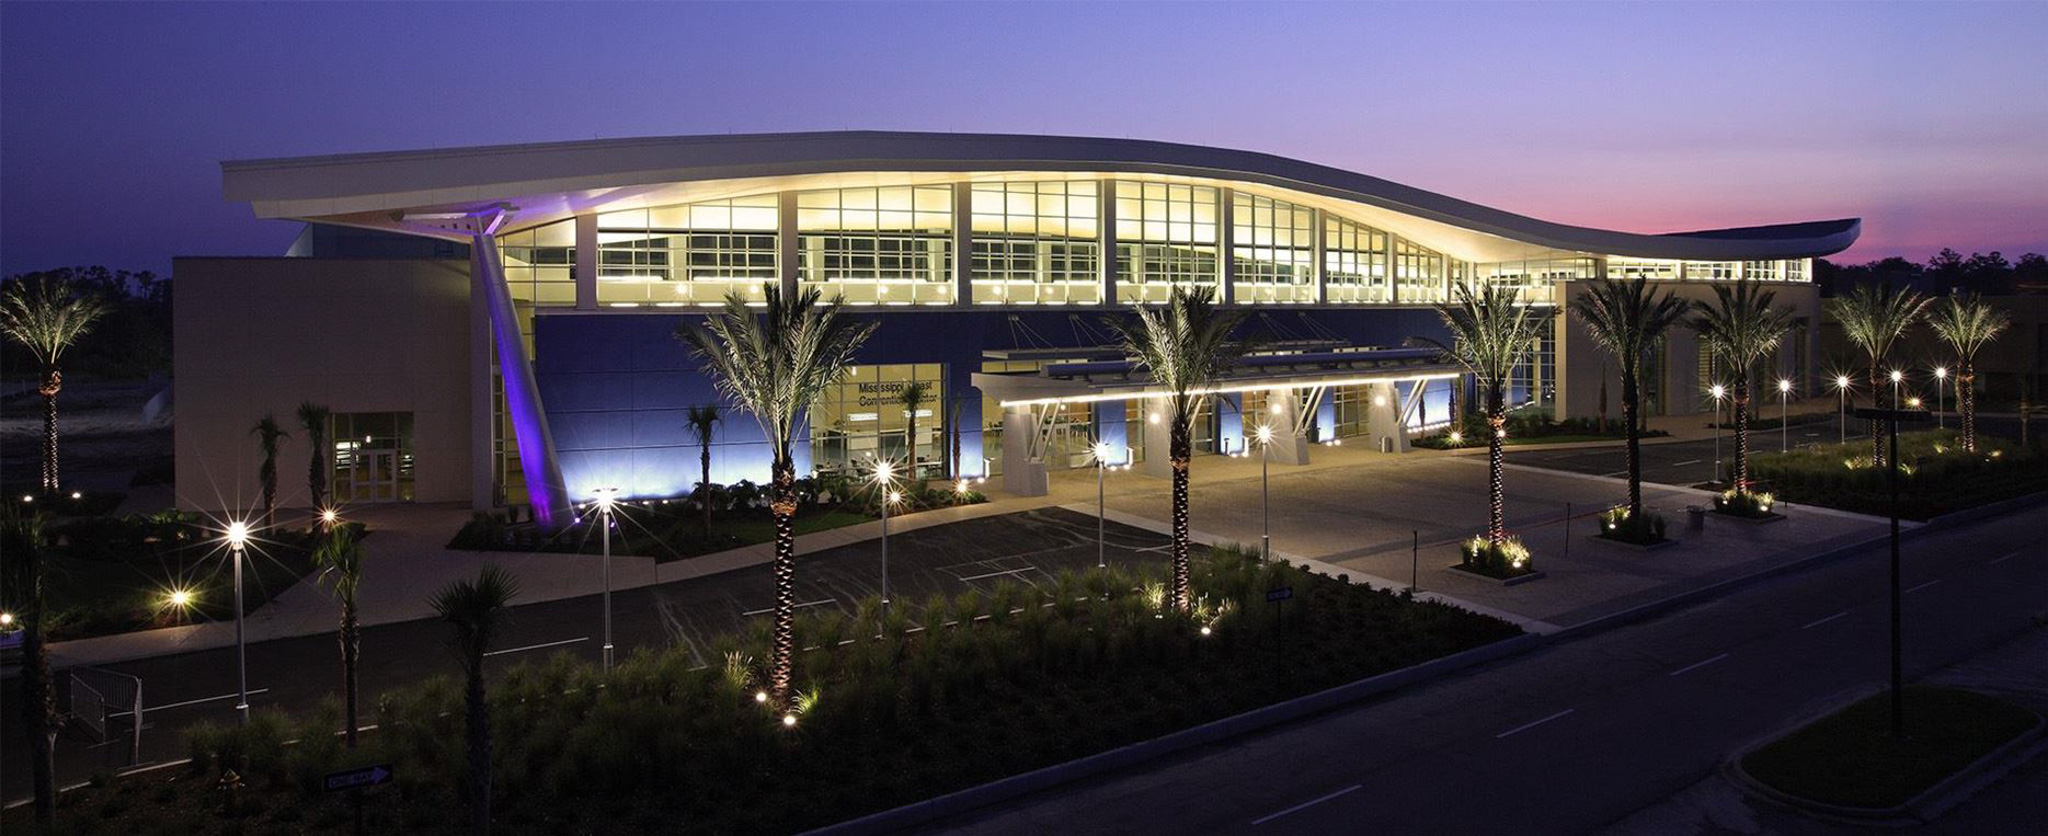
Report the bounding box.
[958,567,1035,582]
[742,598,836,617]
[1905,580,1941,596]
[1250,784,1361,825]
[1670,459,1702,467]
[1601,471,1627,478]
[125,688,273,715]
[1668,653,1731,677]
[1801,611,1849,630]
[484,636,589,658]
[1494,708,1575,739]
[1989,551,2022,565]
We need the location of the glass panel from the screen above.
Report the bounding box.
[969,180,1102,305]
[496,219,577,308]
[597,194,779,307]
[1115,180,1219,304]
[797,185,955,305]
[1231,192,1316,304]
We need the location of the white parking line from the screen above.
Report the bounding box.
[1495,708,1575,739]
[122,688,273,715]
[1801,611,1849,630]
[1989,551,2022,565]
[1905,580,1941,596]
[1251,784,1361,826]
[1600,470,1627,478]
[1670,459,1702,467]
[958,567,1034,582]
[1668,652,1730,677]
[742,598,836,617]
[484,636,588,657]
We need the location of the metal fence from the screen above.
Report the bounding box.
[68,666,143,764]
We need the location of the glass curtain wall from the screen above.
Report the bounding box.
[1324,216,1390,303]
[969,181,1102,305]
[1231,193,1316,304]
[1476,257,1594,304]
[1609,258,1680,281]
[798,186,954,305]
[1115,181,1219,303]
[810,363,946,474]
[597,196,779,306]
[1394,238,1447,303]
[497,220,577,307]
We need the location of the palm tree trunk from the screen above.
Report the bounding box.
[341,598,359,747]
[38,367,60,493]
[1487,385,1507,543]
[949,400,962,480]
[308,429,327,513]
[768,457,798,701]
[700,443,713,539]
[905,412,918,477]
[1733,378,1751,491]
[1169,413,1192,614]
[465,666,490,835]
[1960,364,1978,453]
[1622,366,1643,519]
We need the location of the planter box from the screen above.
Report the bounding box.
[1445,565,1546,586]
[1589,534,1678,552]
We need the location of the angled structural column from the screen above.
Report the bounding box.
[473,231,574,529]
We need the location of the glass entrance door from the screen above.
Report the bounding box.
[347,449,399,502]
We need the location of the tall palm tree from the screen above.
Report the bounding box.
[896,380,933,477]
[1826,284,1928,466]
[313,523,365,747]
[2,507,57,823]
[430,565,519,836]
[1691,280,1793,492]
[680,286,875,701]
[251,414,288,529]
[1415,284,1555,544]
[297,401,332,515]
[1105,286,1250,613]
[1927,293,2010,453]
[1572,278,1691,525]
[685,404,721,538]
[0,277,110,493]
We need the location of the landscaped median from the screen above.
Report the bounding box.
[3,545,1520,834]
[1731,686,2044,823]
[1749,429,2048,520]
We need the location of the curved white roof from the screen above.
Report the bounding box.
[222,131,1858,263]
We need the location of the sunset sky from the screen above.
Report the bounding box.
[4,1,2044,275]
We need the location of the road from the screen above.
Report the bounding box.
[1507,415,2027,488]
[1,507,1172,802]
[932,505,2048,834]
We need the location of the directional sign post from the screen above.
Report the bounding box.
[1854,406,1930,741]
[324,764,393,793]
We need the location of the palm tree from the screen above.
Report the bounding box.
[251,414,288,529]
[685,404,721,538]
[1105,286,1250,613]
[680,286,875,701]
[0,277,110,493]
[2,506,57,823]
[313,523,365,747]
[297,401,332,515]
[1572,278,1691,527]
[896,380,933,478]
[1415,283,1554,545]
[1927,293,2010,453]
[430,565,519,836]
[1691,280,1793,492]
[1826,284,1929,466]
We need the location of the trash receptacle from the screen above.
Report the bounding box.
[1686,505,1707,532]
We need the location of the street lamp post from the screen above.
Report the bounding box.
[869,461,897,612]
[1933,367,1948,430]
[1889,369,1903,407]
[1254,425,1274,559]
[1091,441,1112,569]
[1835,375,1852,445]
[592,488,617,672]
[1856,404,1930,741]
[1778,379,1793,453]
[1710,384,1727,484]
[226,520,251,724]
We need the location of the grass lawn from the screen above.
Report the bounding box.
[6,546,1521,834]
[1741,686,2040,810]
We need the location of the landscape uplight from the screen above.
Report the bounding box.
[69,491,82,500]
[19,494,31,503]
[0,612,14,627]
[782,714,797,728]
[755,690,769,704]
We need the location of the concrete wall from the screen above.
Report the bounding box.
[172,258,474,512]
[1557,281,1822,420]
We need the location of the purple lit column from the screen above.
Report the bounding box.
[473,233,574,529]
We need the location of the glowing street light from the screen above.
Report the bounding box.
[1933,366,1948,429]
[1710,384,1728,484]
[1254,424,1275,559]
[224,519,251,724]
[319,507,339,528]
[869,460,898,611]
[1888,369,1904,407]
[1778,379,1794,453]
[1833,374,1854,444]
[1091,441,1116,569]
[592,487,618,672]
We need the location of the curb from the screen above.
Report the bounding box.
[807,632,1544,836]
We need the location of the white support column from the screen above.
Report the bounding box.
[472,231,573,527]
[953,182,973,306]
[1140,403,1174,479]
[1268,387,1311,465]
[1218,187,1236,305]
[574,213,598,310]
[1000,404,1049,496]
[1311,208,1329,305]
[1366,381,1410,454]
[778,191,799,298]
[1099,178,1118,306]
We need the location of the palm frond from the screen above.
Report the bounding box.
[680,285,877,462]
[685,404,721,448]
[313,525,364,601]
[0,277,110,367]
[1571,278,1689,368]
[1824,283,1928,364]
[1103,286,1251,421]
[431,565,520,674]
[1690,280,1793,371]
[1927,292,2010,363]
[1413,283,1554,393]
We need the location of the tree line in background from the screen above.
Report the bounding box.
[1816,249,2048,298]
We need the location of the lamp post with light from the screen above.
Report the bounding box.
[869,460,900,611]
[1834,375,1853,444]
[1933,366,1948,429]
[1090,442,1115,569]
[1778,379,1793,453]
[592,488,617,672]
[225,520,251,724]
[1254,424,1274,559]
[1710,384,1727,484]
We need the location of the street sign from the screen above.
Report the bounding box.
[324,764,393,792]
[1265,586,1294,603]
[1853,407,1932,423]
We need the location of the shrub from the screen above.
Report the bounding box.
[1458,536,1533,577]
[1713,489,1776,518]
[1598,506,1667,544]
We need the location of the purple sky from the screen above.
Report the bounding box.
[5,1,2045,276]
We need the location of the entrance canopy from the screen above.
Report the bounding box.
[973,346,1462,407]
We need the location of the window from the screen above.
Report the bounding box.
[1232,193,1316,304]
[496,220,576,307]
[1687,261,1737,281]
[597,196,779,306]
[330,412,415,503]
[798,186,954,305]
[1395,238,1446,303]
[1115,181,1219,303]
[1325,216,1390,303]
[970,181,1101,305]
[1609,258,1679,281]
[1477,257,1593,303]
[811,363,947,475]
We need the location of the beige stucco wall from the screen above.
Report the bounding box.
[172,258,473,513]
[1557,281,1823,421]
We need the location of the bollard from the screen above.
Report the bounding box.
[1686,505,1707,532]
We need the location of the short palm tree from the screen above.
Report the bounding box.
[1691,280,1793,492]
[2,506,57,822]
[251,414,288,529]
[1106,286,1250,613]
[1927,293,2010,453]
[430,565,519,836]
[1415,283,1554,546]
[680,286,875,702]
[685,404,721,538]
[896,380,933,477]
[297,401,331,515]
[0,277,110,493]
[313,522,365,747]
[1572,278,1690,530]
[1826,284,1929,466]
